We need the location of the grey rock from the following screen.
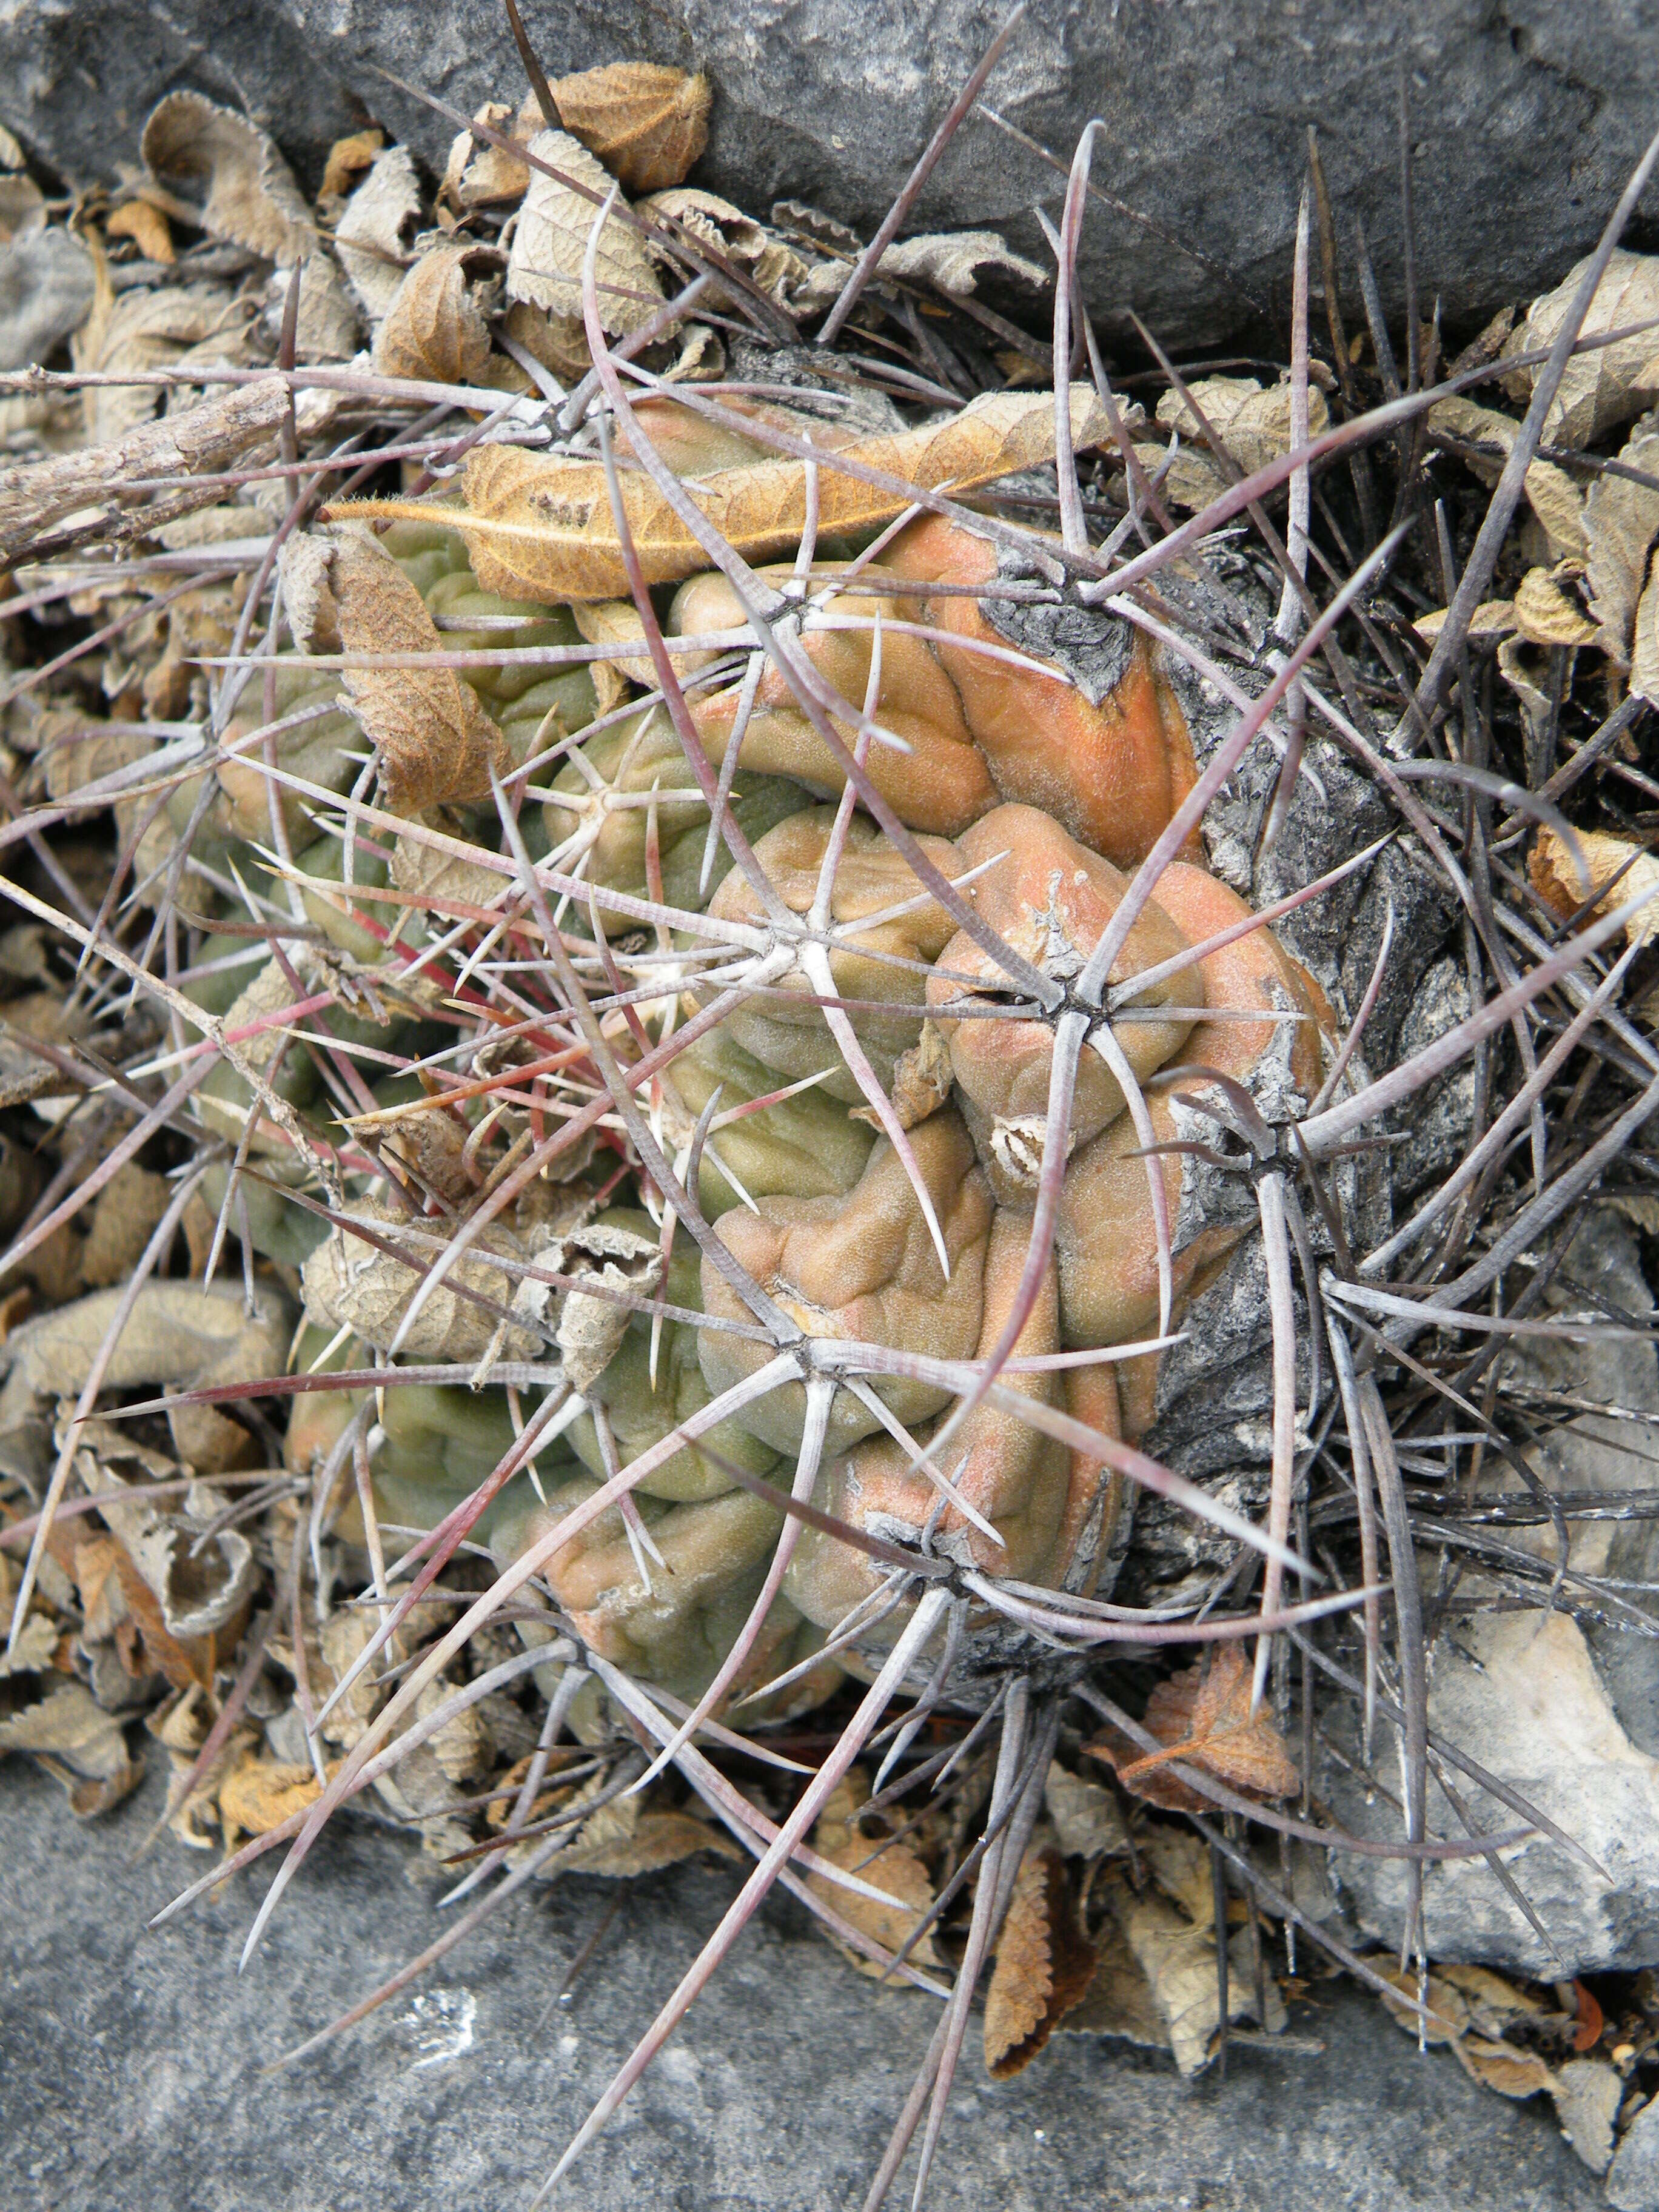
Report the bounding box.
[0,1759,1608,2212]
[5,2,1659,347]
[0,227,93,372]
[1325,1210,1659,1977]
[1610,2093,1659,2212]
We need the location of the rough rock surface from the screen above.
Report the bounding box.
[1326,1207,1659,1977]
[1610,2093,1659,2212]
[0,1760,1606,2212]
[4,2,1659,346]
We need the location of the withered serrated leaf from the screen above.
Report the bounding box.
[874,229,1049,302]
[1635,549,1659,707]
[323,528,512,812]
[335,146,421,323]
[1153,375,1331,511]
[219,1754,329,1837]
[372,241,495,388]
[350,384,1114,603]
[141,91,316,264]
[1504,249,1659,449]
[984,1842,1097,2077]
[1529,825,1659,948]
[0,1676,141,1816]
[1584,409,1659,664]
[1512,563,1597,648]
[506,128,666,335]
[1428,394,1586,562]
[806,1769,941,1979]
[300,1198,543,1362]
[635,186,807,309]
[1085,1643,1299,1809]
[443,98,540,209]
[552,62,711,195]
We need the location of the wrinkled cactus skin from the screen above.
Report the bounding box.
[272,506,1333,1704]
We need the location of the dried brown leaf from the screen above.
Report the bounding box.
[1042,1758,1130,1860]
[334,146,421,323]
[141,91,315,264]
[500,297,592,384]
[1412,598,1517,643]
[1513,564,1597,648]
[506,128,666,335]
[72,281,244,445]
[552,62,711,195]
[1105,1875,1251,2075]
[372,241,495,388]
[107,199,173,263]
[1583,410,1659,663]
[1456,2035,1556,2102]
[1154,375,1331,511]
[219,1754,329,1837]
[351,383,1115,603]
[559,1804,739,1878]
[984,1842,1098,2077]
[264,252,361,365]
[807,1768,942,1979]
[876,229,1049,302]
[635,186,807,307]
[1086,1643,1299,1809]
[443,100,537,209]
[320,128,385,204]
[78,1163,170,1290]
[0,1675,141,1815]
[1503,249,1659,449]
[1635,548,1659,706]
[1429,395,1586,561]
[300,528,511,812]
[300,1198,541,1362]
[1529,825,1659,948]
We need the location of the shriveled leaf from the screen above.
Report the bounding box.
[107,199,173,263]
[1377,1963,1470,2044]
[0,1279,290,1489]
[806,1768,941,1979]
[1635,548,1659,706]
[1504,249,1659,449]
[507,128,666,335]
[0,1609,60,1675]
[300,1198,543,1362]
[1086,1643,1299,1809]
[319,127,385,204]
[263,252,361,364]
[636,186,807,307]
[141,91,315,264]
[1584,410,1659,663]
[500,297,593,385]
[854,1019,955,1134]
[1439,1962,1550,2039]
[1154,375,1331,511]
[551,62,711,195]
[1513,563,1597,648]
[1412,598,1517,643]
[1140,1824,1216,1927]
[1529,825,1659,948]
[219,1754,328,1837]
[553,1222,665,1393]
[72,1423,257,1637]
[984,1842,1098,2077]
[347,383,1116,603]
[373,241,495,387]
[287,528,511,812]
[415,1674,493,1786]
[334,146,421,323]
[1107,1875,1249,2076]
[72,281,239,445]
[559,1805,739,1878]
[1059,1915,1169,2046]
[1498,632,1574,766]
[0,1677,141,1815]
[1429,395,1586,561]
[78,1162,170,1290]
[443,99,538,209]
[877,229,1049,302]
[1456,2034,1556,2102]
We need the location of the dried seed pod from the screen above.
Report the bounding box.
[928,803,1202,1197]
[698,1110,993,1456]
[884,513,1203,869]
